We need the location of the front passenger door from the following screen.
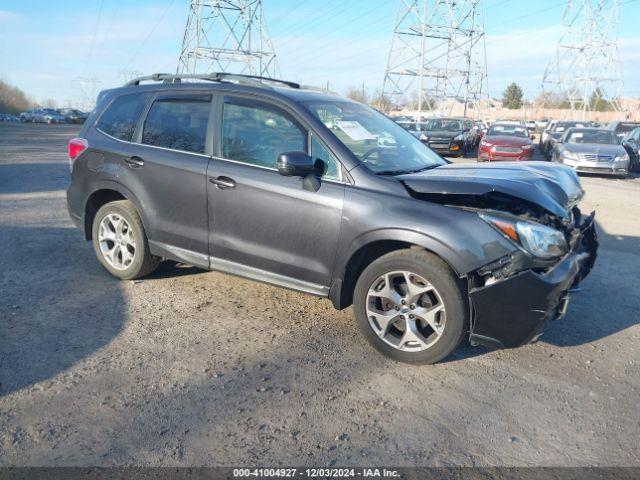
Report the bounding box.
[207,97,345,290]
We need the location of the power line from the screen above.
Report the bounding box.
[125,0,176,69]
[83,0,104,76]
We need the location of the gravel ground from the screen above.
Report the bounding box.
[0,123,639,467]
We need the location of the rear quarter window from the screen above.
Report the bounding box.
[96,93,149,142]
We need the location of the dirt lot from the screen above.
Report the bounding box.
[1,123,639,467]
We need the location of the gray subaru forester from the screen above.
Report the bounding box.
[66,73,598,364]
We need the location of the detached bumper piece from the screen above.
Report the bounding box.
[468,212,598,349]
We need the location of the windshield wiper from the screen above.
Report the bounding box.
[376,165,439,176]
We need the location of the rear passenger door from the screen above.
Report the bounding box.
[126,93,213,263]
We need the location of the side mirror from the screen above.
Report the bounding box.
[276,151,316,177]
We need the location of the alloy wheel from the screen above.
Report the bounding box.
[97,213,136,270]
[366,270,446,352]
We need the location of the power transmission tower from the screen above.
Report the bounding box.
[381,0,488,119]
[176,0,280,78]
[541,0,624,119]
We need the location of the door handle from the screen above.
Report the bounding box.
[209,176,236,189]
[125,156,144,168]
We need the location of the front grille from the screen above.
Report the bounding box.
[579,153,613,163]
[430,143,450,149]
[577,166,613,173]
[492,146,521,154]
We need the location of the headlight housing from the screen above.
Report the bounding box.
[562,151,579,162]
[614,153,630,163]
[419,133,428,141]
[453,134,465,141]
[479,212,568,259]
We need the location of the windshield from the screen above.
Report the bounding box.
[554,122,590,133]
[304,101,445,174]
[487,124,528,137]
[615,123,640,135]
[424,119,463,131]
[566,130,619,145]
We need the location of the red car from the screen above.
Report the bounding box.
[478,123,535,162]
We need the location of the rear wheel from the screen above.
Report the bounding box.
[353,249,468,364]
[91,200,159,280]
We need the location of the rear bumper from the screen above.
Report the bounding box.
[469,212,598,348]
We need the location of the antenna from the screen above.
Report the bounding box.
[176,0,280,77]
[541,0,624,119]
[382,0,488,119]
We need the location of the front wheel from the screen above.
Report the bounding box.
[91,200,159,280]
[353,249,468,364]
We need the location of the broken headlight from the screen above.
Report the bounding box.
[479,212,568,259]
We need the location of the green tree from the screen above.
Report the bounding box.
[502,82,524,109]
[589,88,613,112]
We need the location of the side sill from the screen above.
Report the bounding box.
[209,256,329,297]
[148,241,329,298]
[149,241,210,269]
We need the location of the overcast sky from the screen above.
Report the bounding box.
[1,0,639,107]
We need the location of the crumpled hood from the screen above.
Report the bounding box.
[397,161,584,220]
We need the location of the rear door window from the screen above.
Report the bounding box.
[97,94,149,141]
[142,96,211,154]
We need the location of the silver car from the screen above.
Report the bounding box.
[552,127,630,176]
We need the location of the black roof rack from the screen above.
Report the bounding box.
[125,72,300,89]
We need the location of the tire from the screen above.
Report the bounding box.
[91,200,159,280]
[353,249,468,365]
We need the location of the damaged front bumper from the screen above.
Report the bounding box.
[468,212,598,349]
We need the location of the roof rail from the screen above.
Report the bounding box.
[124,72,300,89]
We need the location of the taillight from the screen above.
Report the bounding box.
[68,138,88,162]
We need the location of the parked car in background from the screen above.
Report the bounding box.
[20,108,42,122]
[543,120,593,160]
[58,108,88,124]
[0,113,20,122]
[526,120,536,132]
[417,117,475,156]
[605,121,640,141]
[536,119,549,130]
[539,120,557,153]
[473,120,487,144]
[34,108,66,124]
[621,127,640,172]
[477,123,535,162]
[396,119,416,131]
[551,127,630,177]
[493,120,523,126]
